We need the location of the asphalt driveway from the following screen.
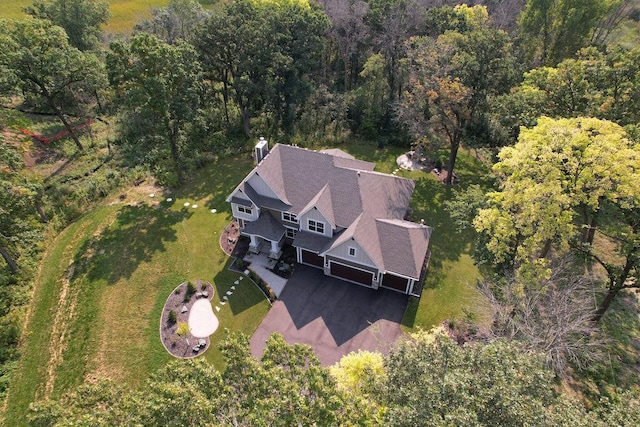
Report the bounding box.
[250,265,408,365]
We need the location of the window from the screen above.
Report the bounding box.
[286,228,298,239]
[282,212,298,223]
[308,219,325,234]
[237,205,253,215]
[348,247,357,257]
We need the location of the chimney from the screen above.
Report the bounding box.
[255,137,269,164]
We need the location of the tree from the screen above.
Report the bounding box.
[0,19,106,151]
[492,46,640,143]
[480,259,603,375]
[518,0,610,66]
[107,33,203,185]
[397,6,519,184]
[321,0,370,91]
[134,0,208,45]
[474,117,640,320]
[28,333,374,425]
[380,330,582,426]
[24,0,110,51]
[195,0,328,137]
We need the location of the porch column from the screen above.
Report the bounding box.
[269,239,281,259]
[249,235,259,253]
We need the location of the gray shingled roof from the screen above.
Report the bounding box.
[229,144,431,279]
[242,211,286,241]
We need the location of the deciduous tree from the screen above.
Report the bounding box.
[474,117,640,320]
[25,0,110,51]
[107,33,202,185]
[0,19,106,151]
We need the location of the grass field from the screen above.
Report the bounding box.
[3,156,270,424]
[0,0,170,34]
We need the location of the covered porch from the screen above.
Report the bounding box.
[241,212,286,259]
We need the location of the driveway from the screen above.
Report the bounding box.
[250,265,408,365]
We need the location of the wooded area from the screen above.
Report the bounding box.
[2,0,640,424]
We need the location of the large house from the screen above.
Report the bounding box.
[226,140,432,296]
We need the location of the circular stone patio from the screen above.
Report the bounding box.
[160,280,217,358]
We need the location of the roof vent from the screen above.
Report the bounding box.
[420,219,425,226]
[255,137,269,164]
[357,171,361,177]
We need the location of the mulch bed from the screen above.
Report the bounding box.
[160,280,214,359]
[220,220,242,256]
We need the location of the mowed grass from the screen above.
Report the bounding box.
[0,1,169,34]
[341,142,491,330]
[4,156,270,424]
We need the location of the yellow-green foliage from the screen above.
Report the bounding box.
[176,321,189,337]
[330,350,385,395]
[250,0,310,8]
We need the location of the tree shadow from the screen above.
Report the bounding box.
[74,204,193,283]
[212,258,268,316]
[279,266,407,346]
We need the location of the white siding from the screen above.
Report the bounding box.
[325,240,377,268]
[247,173,280,199]
[231,203,259,222]
[300,208,332,237]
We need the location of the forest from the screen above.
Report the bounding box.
[2,0,640,425]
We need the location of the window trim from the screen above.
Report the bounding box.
[282,212,298,223]
[237,205,253,215]
[348,246,357,257]
[285,227,298,239]
[308,219,325,234]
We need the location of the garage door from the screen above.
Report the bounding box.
[329,262,374,286]
[301,250,324,268]
[381,273,409,293]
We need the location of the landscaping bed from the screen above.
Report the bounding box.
[160,280,214,358]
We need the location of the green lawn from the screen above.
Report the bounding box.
[341,142,492,330]
[3,156,270,424]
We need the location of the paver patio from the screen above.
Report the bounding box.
[250,265,408,365]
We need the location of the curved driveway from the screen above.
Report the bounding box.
[250,265,408,365]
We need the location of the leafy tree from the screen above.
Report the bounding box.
[0,19,106,151]
[107,33,203,185]
[381,330,579,426]
[195,0,328,137]
[493,46,640,143]
[474,117,640,320]
[134,0,209,44]
[24,0,110,51]
[518,0,610,66]
[397,6,519,184]
[27,333,374,425]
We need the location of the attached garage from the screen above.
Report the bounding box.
[329,262,374,287]
[301,249,324,268]
[381,273,410,293]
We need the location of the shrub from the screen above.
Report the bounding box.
[168,310,177,324]
[184,281,196,301]
[176,322,189,337]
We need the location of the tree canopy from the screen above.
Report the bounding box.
[25,0,110,51]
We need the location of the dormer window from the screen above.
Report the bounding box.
[308,219,325,234]
[282,212,298,223]
[348,247,357,257]
[238,205,253,215]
